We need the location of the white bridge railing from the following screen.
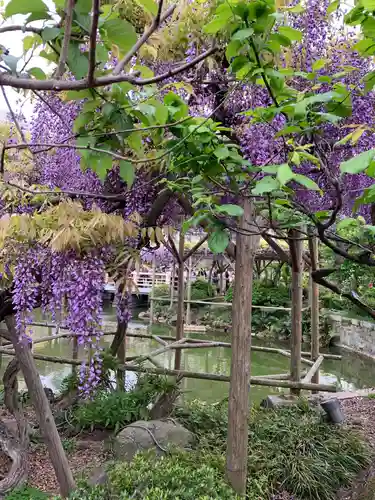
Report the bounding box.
[104,271,171,295]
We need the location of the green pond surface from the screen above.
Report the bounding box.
[5,305,375,404]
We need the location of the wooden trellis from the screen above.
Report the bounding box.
[2,231,341,396]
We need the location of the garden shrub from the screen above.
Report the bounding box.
[153,284,170,297]
[5,487,48,499]
[225,281,290,306]
[73,374,177,432]
[107,449,238,499]
[191,279,215,302]
[174,400,370,500]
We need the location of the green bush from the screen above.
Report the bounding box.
[73,374,177,432]
[5,486,48,499]
[225,281,290,306]
[108,449,238,499]
[153,284,170,297]
[191,279,215,301]
[174,400,370,500]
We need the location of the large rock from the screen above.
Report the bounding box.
[113,420,194,461]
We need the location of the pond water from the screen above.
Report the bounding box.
[4,304,375,404]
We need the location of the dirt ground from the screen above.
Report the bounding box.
[336,397,375,500]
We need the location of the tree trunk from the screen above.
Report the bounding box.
[175,232,185,370]
[226,198,259,496]
[5,315,75,498]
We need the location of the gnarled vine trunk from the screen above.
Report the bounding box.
[5,315,75,498]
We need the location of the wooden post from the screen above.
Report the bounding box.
[186,256,192,325]
[308,234,320,387]
[5,316,75,497]
[289,228,304,395]
[226,197,260,495]
[175,231,185,370]
[71,336,78,375]
[170,263,175,309]
[149,254,156,328]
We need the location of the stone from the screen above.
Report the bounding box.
[113,420,194,461]
[89,465,108,486]
[260,395,297,409]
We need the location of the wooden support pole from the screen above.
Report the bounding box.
[302,355,324,384]
[308,234,320,388]
[71,336,78,376]
[149,254,156,329]
[175,231,185,371]
[170,263,175,309]
[186,256,193,325]
[289,228,303,395]
[226,197,259,495]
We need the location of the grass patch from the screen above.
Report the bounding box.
[174,399,370,500]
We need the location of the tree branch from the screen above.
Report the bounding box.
[56,0,75,78]
[1,87,27,143]
[0,46,217,91]
[0,25,43,35]
[88,0,100,84]
[113,2,176,75]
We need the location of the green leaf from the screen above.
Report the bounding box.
[294,174,321,191]
[28,67,46,79]
[362,0,375,9]
[275,126,302,137]
[5,0,47,17]
[42,27,60,42]
[102,19,137,53]
[236,62,254,80]
[65,90,92,100]
[285,2,305,13]
[92,154,112,181]
[340,149,375,174]
[337,218,358,230]
[26,10,49,22]
[327,0,339,15]
[67,43,89,79]
[364,71,375,94]
[153,102,168,125]
[278,26,302,41]
[23,34,41,51]
[135,0,157,16]
[252,177,280,195]
[73,112,93,133]
[226,40,241,62]
[2,55,19,73]
[217,204,244,216]
[232,27,254,41]
[119,160,135,187]
[353,38,375,56]
[312,58,330,71]
[208,230,230,254]
[74,0,92,14]
[214,146,230,160]
[277,164,294,185]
